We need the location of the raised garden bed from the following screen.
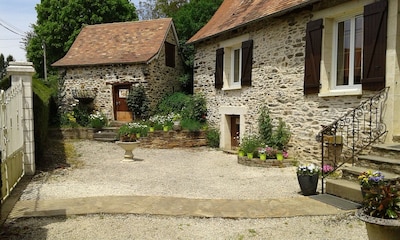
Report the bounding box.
[238,156,297,168]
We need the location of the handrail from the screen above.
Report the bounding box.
[317,87,390,193]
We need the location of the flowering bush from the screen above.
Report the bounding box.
[148,113,177,128]
[358,170,385,188]
[297,163,321,176]
[118,122,148,141]
[89,111,107,129]
[359,172,400,219]
[322,164,334,174]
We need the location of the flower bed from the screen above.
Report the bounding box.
[237,156,297,168]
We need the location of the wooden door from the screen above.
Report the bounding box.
[231,115,240,149]
[113,84,133,122]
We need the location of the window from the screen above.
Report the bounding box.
[165,42,175,68]
[333,15,363,90]
[215,38,253,90]
[304,0,387,95]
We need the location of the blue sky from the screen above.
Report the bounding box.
[0,0,140,61]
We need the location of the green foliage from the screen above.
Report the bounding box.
[0,54,14,79]
[72,106,90,127]
[171,0,222,69]
[181,118,202,132]
[89,111,107,129]
[32,77,54,161]
[206,127,220,148]
[272,118,291,150]
[258,106,273,146]
[156,92,207,123]
[127,84,150,119]
[181,93,207,122]
[156,92,190,115]
[27,0,138,77]
[240,134,261,155]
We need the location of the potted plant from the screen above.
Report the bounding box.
[356,171,400,239]
[296,163,320,196]
[240,135,260,159]
[116,123,141,161]
[89,111,107,131]
[258,147,267,161]
[118,123,137,142]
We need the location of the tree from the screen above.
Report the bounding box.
[26,0,138,78]
[137,0,188,20]
[0,54,15,80]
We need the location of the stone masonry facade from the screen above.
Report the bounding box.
[193,9,376,162]
[59,27,183,121]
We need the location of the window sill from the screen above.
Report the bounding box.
[318,89,362,97]
[222,86,242,91]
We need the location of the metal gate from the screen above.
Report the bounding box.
[1,62,35,203]
[0,79,25,202]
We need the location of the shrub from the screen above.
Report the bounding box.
[181,118,202,132]
[240,134,261,155]
[127,84,150,119]
[181,93,207,122]
[89,111,107,129]
[73,106,90,127]
[206,127,220,148]
[271,118,291,150]
[156,92,189,115]
[258,106,273,145]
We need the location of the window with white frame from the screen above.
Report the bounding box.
[304,0,387,95]
[215,36,253,90]
[333,15,363,90]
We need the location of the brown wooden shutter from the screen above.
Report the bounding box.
[362,0,387,91]
[241,40,253,86]
[215,48,224,89]
[304,19,323,95]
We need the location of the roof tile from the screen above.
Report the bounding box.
[53,18,173,67]
[187,0,313,44]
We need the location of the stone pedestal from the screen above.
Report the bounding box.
[116,141,140,162]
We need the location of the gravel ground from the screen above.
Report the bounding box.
[1,140,368,239]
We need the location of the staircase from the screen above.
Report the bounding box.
[325,143,400,203]
[92,121,125,142]
[317,87,394,203]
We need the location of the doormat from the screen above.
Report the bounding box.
[309,194,361,210]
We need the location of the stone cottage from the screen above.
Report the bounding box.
[53,18,184,122]
[187,0,399,161]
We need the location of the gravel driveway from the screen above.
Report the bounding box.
[1,140,367,239]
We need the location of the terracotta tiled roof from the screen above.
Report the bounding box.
[187,0,315,44]
[53,18,174,67]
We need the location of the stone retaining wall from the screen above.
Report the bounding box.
[47,128,207,149]
[238,157,297,168]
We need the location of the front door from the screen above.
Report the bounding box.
[231,115,240,150]
[113,84,133,122]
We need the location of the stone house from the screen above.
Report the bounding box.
[187,0,399,161]
[53,18,184,122]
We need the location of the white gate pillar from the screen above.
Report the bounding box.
[6,62,36,175]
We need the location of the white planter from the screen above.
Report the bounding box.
[116,141,140,162]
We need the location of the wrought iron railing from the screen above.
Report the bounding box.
[317,87,389,193]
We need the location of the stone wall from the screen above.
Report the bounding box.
[48,128,207,149]
[193,9,375,163]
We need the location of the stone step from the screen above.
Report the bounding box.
[93,131,118,142]
[369,144,400,159]
[341,165,400,182]
[357,154,400,175]
[325,178,363,203]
